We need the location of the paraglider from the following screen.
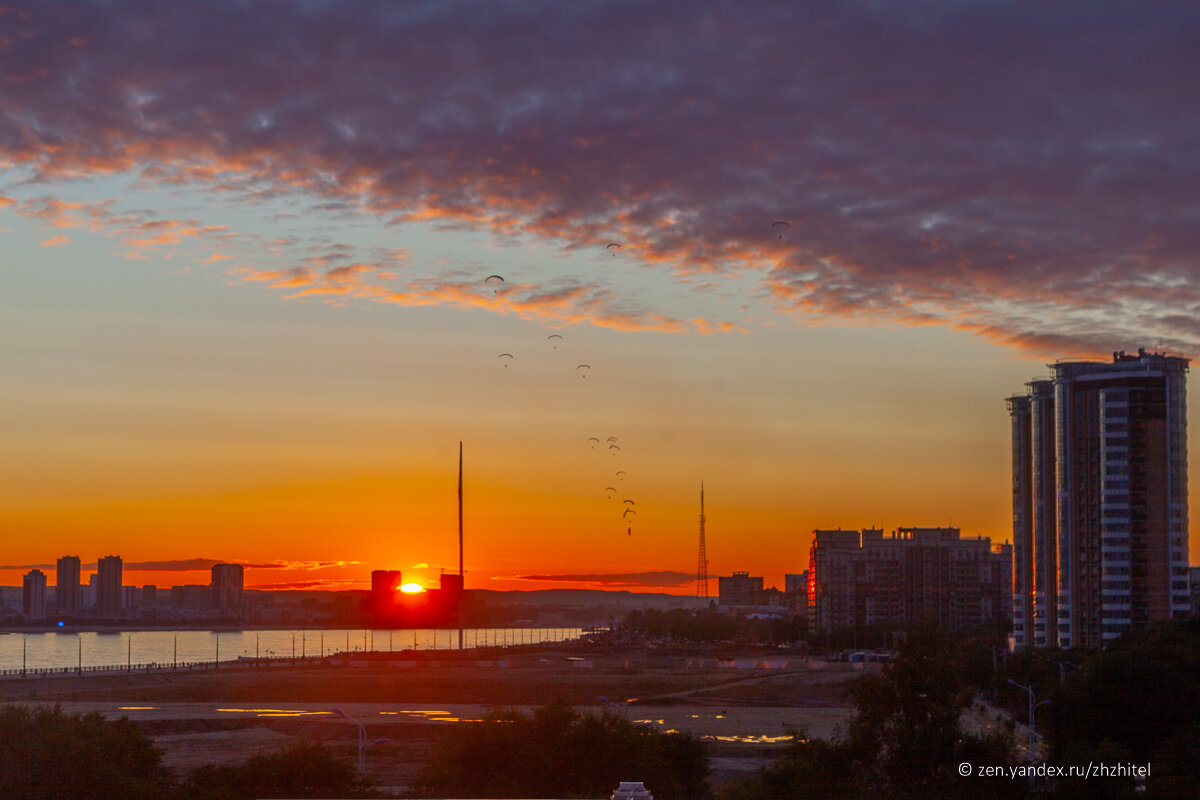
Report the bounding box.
[605,486,617,498]
[547,334,563,349]
[606,242,621,257]
[498,353,513,367]
[771,221,790,239]
[622,508,636,519]
[484,274,505,293]
[609,444,620,455]
[616,470,626,479]
[623,499,635,507]
[576,364,591,378]
[606,436,618,443]
[587,436,601,448]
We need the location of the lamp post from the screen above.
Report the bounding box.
[215,633,219,667]
[1008,678,1050,787]
[172,632,177,670]
[21,633,26,677]
[331,707,386,774]
[76,632,82,673]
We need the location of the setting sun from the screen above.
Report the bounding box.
[399,583,424,594]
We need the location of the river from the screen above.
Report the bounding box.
[0,627,581,673]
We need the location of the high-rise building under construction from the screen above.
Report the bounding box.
[1008,349,1189,649]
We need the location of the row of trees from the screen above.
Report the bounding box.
[620,607,805,645]
[715,619,1200,799]
[0,706,376,800]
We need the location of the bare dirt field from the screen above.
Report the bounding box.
[2,649,865,793]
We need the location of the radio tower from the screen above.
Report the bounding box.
[696,481,709,604]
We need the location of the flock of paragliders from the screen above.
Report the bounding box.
[484,223,789,538]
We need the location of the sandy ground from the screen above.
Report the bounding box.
[2,650,864,793]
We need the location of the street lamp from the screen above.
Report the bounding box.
[125,632,133,672]
[330,707,386,774]
[1007,679,1050,764]
[172,632,177,670]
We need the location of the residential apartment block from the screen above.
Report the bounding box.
[808,527,1012,633]
[1009,349,1189,649]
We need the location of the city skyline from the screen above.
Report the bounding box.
[3,2,1199,593]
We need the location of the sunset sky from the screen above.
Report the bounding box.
[2,1,1198,593]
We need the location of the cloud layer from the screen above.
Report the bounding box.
[3,1,1199,355]
[511,571,695,588]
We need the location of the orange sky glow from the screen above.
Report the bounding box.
[2,2,1198,597]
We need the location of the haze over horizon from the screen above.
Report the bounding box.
[2,1,1198,594]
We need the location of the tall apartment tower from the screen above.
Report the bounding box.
[1009,349,1189,649]
[56,555,82,615]
[211,563,245,613]
[23,569,47,620]
[95,555,124,617]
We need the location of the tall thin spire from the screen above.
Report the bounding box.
[458,441,463,650]
[696,481,709,603]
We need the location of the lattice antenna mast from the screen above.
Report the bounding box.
[696,481,709,603]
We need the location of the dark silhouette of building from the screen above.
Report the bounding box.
[1009,349,1190,649]
[808,527,1011,633]
[95,555,123,617]
[56,555,81,616]
[211,563,244,614]
[718,571,763,607]
[23,569,47,620]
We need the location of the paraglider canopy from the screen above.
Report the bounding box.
[547,334,563,349]
[606,242,621,256]
[497,353,513,367]
[576,364,591,378]
[484,274,505,293]
[771,220,790,239]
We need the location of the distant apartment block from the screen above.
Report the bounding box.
[808,527,1012,633]
[172,584,211,611]
[718,571,764,608]
[56,555,81,615]
[23,569,47,620]
[211,563,245,613]
[1009,349,1189,649]
[372,570,403,602]
[784,572,807,594]
[95,555,123,617]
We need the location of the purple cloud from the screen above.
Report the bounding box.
[2,1,1198,355]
